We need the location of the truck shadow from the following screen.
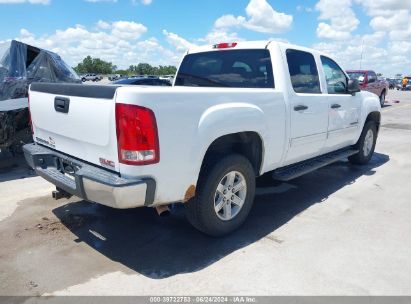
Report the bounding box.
[0,153,35,182]
[52,153,389,279]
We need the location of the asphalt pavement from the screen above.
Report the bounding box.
[0,90,410,296]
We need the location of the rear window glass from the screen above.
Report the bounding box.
[175,49,274,88]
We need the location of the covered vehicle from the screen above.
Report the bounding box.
[0,40,80,154]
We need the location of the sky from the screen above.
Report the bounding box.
[0,0,410,76]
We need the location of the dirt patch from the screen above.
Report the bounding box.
[15,212,102,238]
[0,196,121,296]
[265,235,284,244]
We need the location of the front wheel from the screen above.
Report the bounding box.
[379,91,386,107]
[185,154,256,237]
[349,121,377,165]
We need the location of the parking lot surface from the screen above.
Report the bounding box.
[0,90,410,296]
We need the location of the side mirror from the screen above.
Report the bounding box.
[347,79,361,95]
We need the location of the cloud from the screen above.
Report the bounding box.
[296,5,313,13]
[111,21,147,40]
[315,0,359,40]
[214,0,293,34]
[131,0,153,5]
[162,30,196,52]
[0,0,50,4]
[97,20,111,30]
[14,21,183,69]
[311,0,411,76]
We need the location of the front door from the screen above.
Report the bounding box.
[320,56,361,150]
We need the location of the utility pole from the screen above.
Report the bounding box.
[360,39,364,70]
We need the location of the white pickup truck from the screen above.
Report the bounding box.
[24,41,381,236]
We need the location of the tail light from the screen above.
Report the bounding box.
[115,103,160,165]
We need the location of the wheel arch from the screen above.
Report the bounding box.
[199,131,265,180]
[365,111,381,133]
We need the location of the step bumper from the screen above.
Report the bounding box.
[23,143,155,209]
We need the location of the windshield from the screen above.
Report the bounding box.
[175,49,274,88]
[347,72,366,82]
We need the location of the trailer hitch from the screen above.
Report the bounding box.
[52,187,72,200]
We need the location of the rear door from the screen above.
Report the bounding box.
[283,49,329,164]
[29,83,121,171]
[320,56,361,150]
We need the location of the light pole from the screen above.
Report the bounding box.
[360,39,364,70]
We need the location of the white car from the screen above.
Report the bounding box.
[80,73,100,82]
[159,75,175,83]
[24,41,381,236]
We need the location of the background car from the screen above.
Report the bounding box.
[112,77,171,86]
[160,75,175,84]
[80,73,100,82]
[386,78,396,89]
[346,70,388,107]
[395,79,403,90]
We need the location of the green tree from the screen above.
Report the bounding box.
[73,56,117,74]
[125,64,177,76]
[73,57,178,76]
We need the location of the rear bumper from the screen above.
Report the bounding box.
[23,143,155,209]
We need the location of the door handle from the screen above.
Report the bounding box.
[331,104,341,109]
[294,105,308,111]
[54,97,70,113]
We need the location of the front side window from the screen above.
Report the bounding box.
[368,72,377,83]
[286,49,321,94]
[321,56,348,94]
[175,49,274,88]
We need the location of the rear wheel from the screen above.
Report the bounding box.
[185,154,256,237]
[349,121,377,165]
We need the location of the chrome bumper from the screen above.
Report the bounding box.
[23,144,155,209]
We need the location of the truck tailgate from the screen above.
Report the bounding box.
[29,83,120,172]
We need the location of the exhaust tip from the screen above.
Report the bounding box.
[155,205,171,217]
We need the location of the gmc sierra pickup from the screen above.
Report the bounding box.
[24,41,381,236]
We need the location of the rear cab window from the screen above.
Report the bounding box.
[175,49,274,88]
[286,49,321,94]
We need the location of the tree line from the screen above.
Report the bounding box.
[73,56,177,76]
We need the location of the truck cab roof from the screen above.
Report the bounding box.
[187,40,330,58]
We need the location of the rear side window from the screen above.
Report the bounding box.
[175,49,274,88]
[286,49,321,94]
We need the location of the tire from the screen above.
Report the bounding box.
[185,154,256,237]
[379,91,386,107]
[349,121,377,165]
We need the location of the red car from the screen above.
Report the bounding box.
[346,70,388,107]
